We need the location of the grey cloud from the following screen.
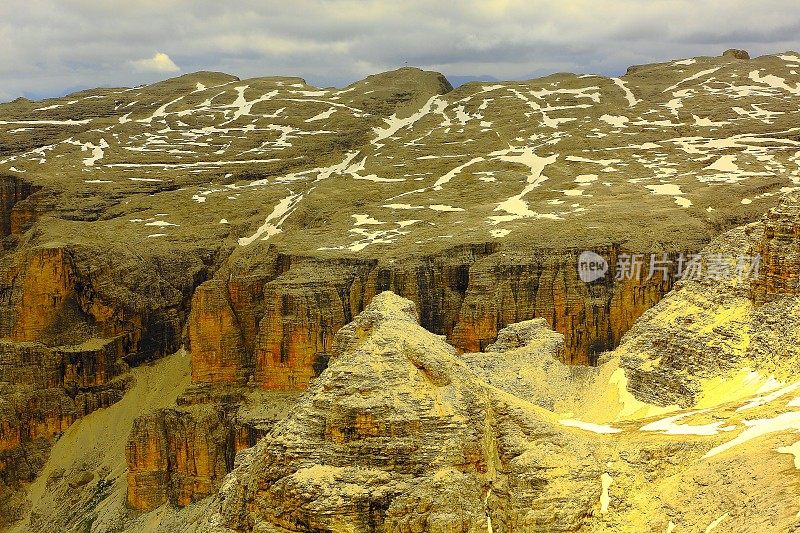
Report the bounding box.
[2,0,800,101]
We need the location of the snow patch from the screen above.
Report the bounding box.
[612,78,639,106]
[640,410,734,436]
[559,419,622,434]
[428,204,465,212]
[599,114,629,128]
[238,192,303,246]
[600,473,613,514]
[704,411,800,459]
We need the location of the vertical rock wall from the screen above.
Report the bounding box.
[188,245,679,390]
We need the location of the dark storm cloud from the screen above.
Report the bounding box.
[2,0,800,102]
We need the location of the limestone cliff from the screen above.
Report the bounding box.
[4,351,204,533]
[0,237,220,511]
[126,406,235,510]
[124,385,300,513]
[3,50,800,530]
[187,245,679,394]
[752,192,800,302]
[0,337,129,490]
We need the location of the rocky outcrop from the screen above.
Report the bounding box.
[722,48,750,59]
[751,192,800,303]
[460,318,599,411]
[194,289,800,532]
[199,293,605,532]
[125,406,235,510]
[621,193,800,407]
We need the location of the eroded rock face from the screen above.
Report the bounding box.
[752,192,800,303]
[0,239,219,501]
[124,383,301,512]
[187,246,679,393]
[199,292,604,532]
[620,193,800,407]
[450,247,676,364]
[126,406,235,510]
[0,336,130,507]
[188,281,249,384]
[2,351,211,533]
[2,247,75,342]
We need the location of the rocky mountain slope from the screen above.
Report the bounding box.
[2,49,800,530]
[6,192,800,532]
[199,195,800,532]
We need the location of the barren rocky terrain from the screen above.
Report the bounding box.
[1,49,800,531]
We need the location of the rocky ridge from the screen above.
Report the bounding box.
[620,192,800,408]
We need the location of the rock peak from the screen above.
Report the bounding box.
[722,48,750,59]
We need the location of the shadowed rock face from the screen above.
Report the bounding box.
[0,238,217,514]
[0,175,39,238]
[125,406,235,510]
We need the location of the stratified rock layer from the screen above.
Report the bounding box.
[201,292,604,532]
[752,192,800,303]
[621,193,800,407]
[188,246,679,393]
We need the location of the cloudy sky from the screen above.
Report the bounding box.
[2,0,800,102]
